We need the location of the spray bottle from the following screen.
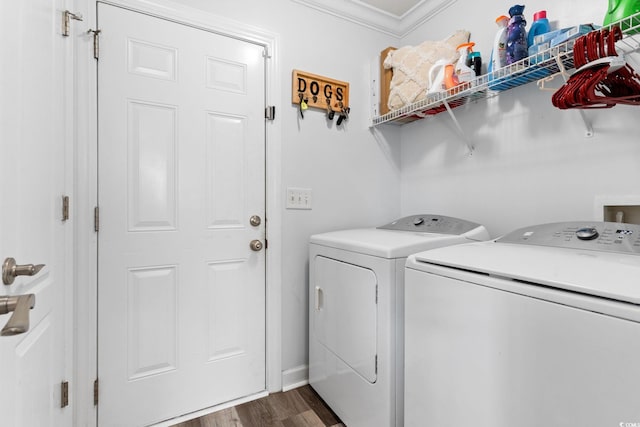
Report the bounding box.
[454,42,476,85]
[488,15,509,73]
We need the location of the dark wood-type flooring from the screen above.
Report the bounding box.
[171,385,345,427]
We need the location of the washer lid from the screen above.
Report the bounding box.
[409,237,640,305]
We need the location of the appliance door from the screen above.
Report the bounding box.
[314,256,377,383]
[404,268,640,427]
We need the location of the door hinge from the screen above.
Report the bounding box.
[94,206,99,232]
[88,29,101,60]
[62,10,83,37]
[62,195,70,221]
[375,285,378,304]
[61,381,69,408]
[94,378,99,406]
[375,355,378,374]
[265,106,275,121]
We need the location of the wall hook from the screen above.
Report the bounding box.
[298,92,308,119]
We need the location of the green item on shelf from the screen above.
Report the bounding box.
[603,0,640,33]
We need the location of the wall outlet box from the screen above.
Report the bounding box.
[286,187,312,210]
[594,196,640,225]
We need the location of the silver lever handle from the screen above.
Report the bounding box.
[3,257,45,285]
[0,294,36,336]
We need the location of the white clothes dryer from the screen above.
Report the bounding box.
[309,215,489,427]
[405,221,640,427]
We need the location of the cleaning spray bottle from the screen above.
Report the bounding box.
[454,42,476,86]
[506,4,528,65]
[489,15,509,73]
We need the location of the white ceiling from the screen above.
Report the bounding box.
[357,0,425,18]
[292,0,456,37]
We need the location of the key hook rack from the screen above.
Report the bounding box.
[292,70,350,125]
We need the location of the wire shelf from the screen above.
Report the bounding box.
[372,11,640,126]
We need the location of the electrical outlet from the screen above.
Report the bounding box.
[286,187,312,210]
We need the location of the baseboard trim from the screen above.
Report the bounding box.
[281,365,309,392]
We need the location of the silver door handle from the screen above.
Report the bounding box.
[3,257,45,285]
[250,240,263,252]
[315,286,323,311]
[0,294,36,336]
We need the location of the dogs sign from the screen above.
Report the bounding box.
[292,70,350,122]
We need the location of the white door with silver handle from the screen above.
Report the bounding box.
[0,1,72,426]
[97,5,266,426]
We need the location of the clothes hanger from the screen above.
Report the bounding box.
[552,26,640,109]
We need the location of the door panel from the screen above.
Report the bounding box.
[127,100,178,231]
[314,256,378,383]
[0,1,70,426]
[97,5,266,426]
[126,265,178,380]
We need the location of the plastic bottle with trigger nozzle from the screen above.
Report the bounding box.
[506,4,528,65]
[454,42,476,87]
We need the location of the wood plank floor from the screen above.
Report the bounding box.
[170,386,344,427]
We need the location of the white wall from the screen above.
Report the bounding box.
[125,0,640,389]
[399,0,640,238]
[178,0,402,384]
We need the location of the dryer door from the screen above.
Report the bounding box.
[313,256,377,383]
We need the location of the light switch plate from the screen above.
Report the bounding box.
[286,187,312,210]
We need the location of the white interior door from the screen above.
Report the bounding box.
[0,1,72,426]
[97,4,266,426]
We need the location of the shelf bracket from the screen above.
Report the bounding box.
[442,99,474,154]
[554,56,594,138]
[577,110,594,137]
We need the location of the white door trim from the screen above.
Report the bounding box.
[73,1,282,424]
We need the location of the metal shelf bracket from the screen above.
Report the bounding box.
[442,99,474,154]
[553,56,594,138]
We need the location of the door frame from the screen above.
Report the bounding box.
[73,0,282,425]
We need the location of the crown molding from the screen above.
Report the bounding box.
[291,0,458,38]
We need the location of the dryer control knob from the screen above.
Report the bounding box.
[576,227,599,240]
[413,217,425,226]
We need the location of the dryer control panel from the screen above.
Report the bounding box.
[497,221,640,255]
[378,214,482,235]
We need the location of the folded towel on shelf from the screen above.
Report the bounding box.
[383,30,470,111]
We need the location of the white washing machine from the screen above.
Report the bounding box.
[405,221,640,427]
[308,214,489,427]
